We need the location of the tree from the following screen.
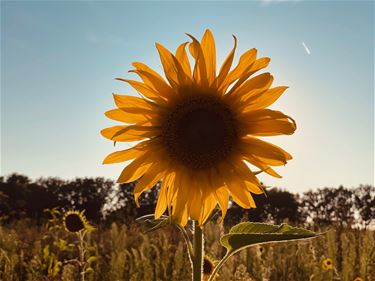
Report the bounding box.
[353,185,375,228]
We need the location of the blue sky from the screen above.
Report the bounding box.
[1,1,374,193]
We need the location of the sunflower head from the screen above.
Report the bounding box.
[353,278,363,281]
[44,208,60,222]
[102,29,296,226]
[63,210,92,233]
[321,258,334,271]
[203,256,217,281]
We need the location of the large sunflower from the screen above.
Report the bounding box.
[101,29,296,226]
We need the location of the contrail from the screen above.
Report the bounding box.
[302,41,311,55]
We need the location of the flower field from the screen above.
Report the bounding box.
[1,219,374,281]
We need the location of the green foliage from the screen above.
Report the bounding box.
[136,214,171,233]
[220,222,319,254]
[1,219,374,281]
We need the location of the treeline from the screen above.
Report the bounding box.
[0,173,373,229]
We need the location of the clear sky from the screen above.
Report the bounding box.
[1,0,374,193]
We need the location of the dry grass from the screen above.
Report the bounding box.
[0,219,374,281]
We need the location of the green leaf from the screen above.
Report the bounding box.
[136,214,170,233]
[87,256,97,265]
[51,260,62,277]
[221,222,319,254]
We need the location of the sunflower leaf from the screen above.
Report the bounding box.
[220,222,319,254]
[136,214,170,233]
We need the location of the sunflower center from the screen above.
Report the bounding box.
[203,257,214,275]
[161,95,238,170]
[65,214,85,232]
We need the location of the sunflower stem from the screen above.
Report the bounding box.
[192,221,203,281]
[77,231,86,281]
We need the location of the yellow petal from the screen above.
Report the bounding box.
[243,154,282,178]
[187,33,208,87]
[101,125,125,140]
[155,172,173,219]
[172,171,191,226]
[101,125,156,142]
[129,67,173,100]
[134,163,165,206]
[104,108,153,124]
[174,203,189,226]
[242,136,292,162]
[102,141,149,164]
[116,78,163,102]
[166,171,177,215]
[217,35,237,87]
[201,29,216,84]
[239,73,273,97]
[243,109,296,136]
[244,86,288,111]
[199,193,217,225]
[232,160,263,194]
[227,57,271,95]
[131,62,172,93]
[112,94,154,110]
[215,187,229,220]
[209,168,228,220]
[116,153,154,183]
[249,57,271,73]
[219,48,257,92]
[219,162,255,209]
[132,62,165,83]
[176,42,192,78]
[189,190,202,221]
[230,72,273,100]
[156,42,190,87]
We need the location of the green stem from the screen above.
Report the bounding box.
[192,221,203,281]
[77,231,86,281]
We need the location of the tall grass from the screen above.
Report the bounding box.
[0,219,374,281]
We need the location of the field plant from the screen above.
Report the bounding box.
[1,215,374,281]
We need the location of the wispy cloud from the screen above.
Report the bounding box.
[302,41,311,55]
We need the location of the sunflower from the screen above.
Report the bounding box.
[353,278,363,281]
[63,210,91,233]
[321,258,334,271]
[203,256,217,281]
[101,29,296,226]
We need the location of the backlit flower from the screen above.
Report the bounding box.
[63,210,91,233]
[102,29,296,226]
[322,258,334,271]
[203,256,217,281]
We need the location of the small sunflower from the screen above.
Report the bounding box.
[353,278,363,281]
[44,208,60,222]
[321,258,334,271]
[63,210,91,233]
[203,256,217,281]
[102,29,296,226]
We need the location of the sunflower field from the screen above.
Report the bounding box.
[0,218,374,281]
[0,174,374,281]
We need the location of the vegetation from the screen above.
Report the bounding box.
[0,174,374,280]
